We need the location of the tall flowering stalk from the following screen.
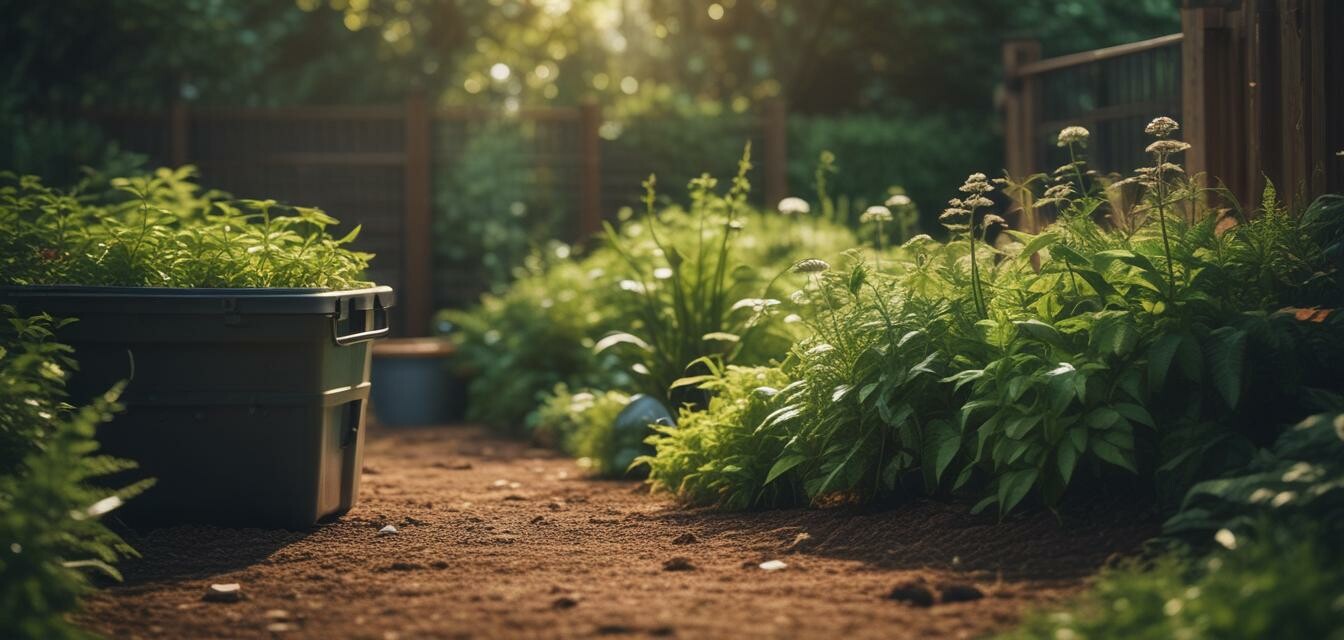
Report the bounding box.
[860,205,893,271]
[1143,116,1191,296]
[1056,125,1091,197]
[941,173,996,318]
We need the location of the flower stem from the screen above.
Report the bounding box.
[1153,151,1176,298]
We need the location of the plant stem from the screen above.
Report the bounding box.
[1153,151,1177,297]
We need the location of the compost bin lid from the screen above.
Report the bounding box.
[0,285,395,316]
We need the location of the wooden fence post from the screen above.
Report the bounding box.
[169,98,189,167]
[403,91,433,336]
[762,96,788,206]
[1182,3,1244,205]
[1002,39,1041,229]
[1276,0,1328,211]
[578,99,602,242]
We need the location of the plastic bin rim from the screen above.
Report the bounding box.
[0,284,395,315]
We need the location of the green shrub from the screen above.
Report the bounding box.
[1164,412,1344,545]
[439,250,629,431]
[443,154,858,431]
[641,119,1344,515]
[639,365,792,509]
[0,307,150,640]
[1,167,371,289]
[1001,521,1344,640]
[529,385,633,477]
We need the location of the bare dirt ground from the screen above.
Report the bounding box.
[79,425,1155,639]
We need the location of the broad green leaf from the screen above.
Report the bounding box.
[924,419,961,485]
[669,374,716,390]
[1017,231,1061,259]
[1015,319,1068,348]
[1086,407,1121,430]
[997,468,1039,515]
[1206,327,1247,408]
[1057,439,1078,484]
[1148,332,1183,389]
[1114,402,1156,428]
[765,454,807,484]
[1092,439,1137,473]
[970,495,997,515]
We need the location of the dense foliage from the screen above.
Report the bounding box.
[1001,519,1344,640]
[0,307,150,640]
[442,150,858,442]
[529,385,634,476]
[1,167,372,289]
[638,121,1344,517]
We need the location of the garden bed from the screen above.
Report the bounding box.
[78,424,1154,639]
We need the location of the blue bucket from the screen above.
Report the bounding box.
[370,338,465,426]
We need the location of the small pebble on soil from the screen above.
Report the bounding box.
[378,525,398,535]
[552,595,580,609]
[385,562,425,572]
[671,532,699,545]
[662,557,695,571]
[758,560,788,572]
[202,583,243,603]
[940,584,985,603]
[887,580,935,607]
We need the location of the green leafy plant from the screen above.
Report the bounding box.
[595,145,784,405]
[639,364,793,509]
[1,167,372,289]
[529,385,634,477]
[0,306,151,640]
[444,150,858,432]
[1001,520,1344,640]
[440,252,628,432]
[641,117,1344,518]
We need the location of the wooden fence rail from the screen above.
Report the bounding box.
[1004,0,1342,218]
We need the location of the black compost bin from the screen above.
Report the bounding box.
[0,285,395,529]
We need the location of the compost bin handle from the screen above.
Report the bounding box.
[331,300,390,346]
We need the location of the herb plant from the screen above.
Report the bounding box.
[1,167,372,289]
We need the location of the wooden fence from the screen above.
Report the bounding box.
[1004,0,1342,216]
[91,97,790,336]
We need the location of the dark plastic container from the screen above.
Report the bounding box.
[0,285,395,529]
[370,338,465,426]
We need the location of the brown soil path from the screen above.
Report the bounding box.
[80,425,1154,639]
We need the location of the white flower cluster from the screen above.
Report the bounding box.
[860,205,893,224]
[1056,126,1090,147]
[777,197,811,216]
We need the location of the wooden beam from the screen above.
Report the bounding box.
[761,96,788,207]
[1002,38,1042,231]
[1002,39,1042,181]
[1182,4,1245,203]
[578,99,602,242]
[262,152,406,167]
[192,105,405,121]
[402,91,433,337]
[1011,33,1183,78]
